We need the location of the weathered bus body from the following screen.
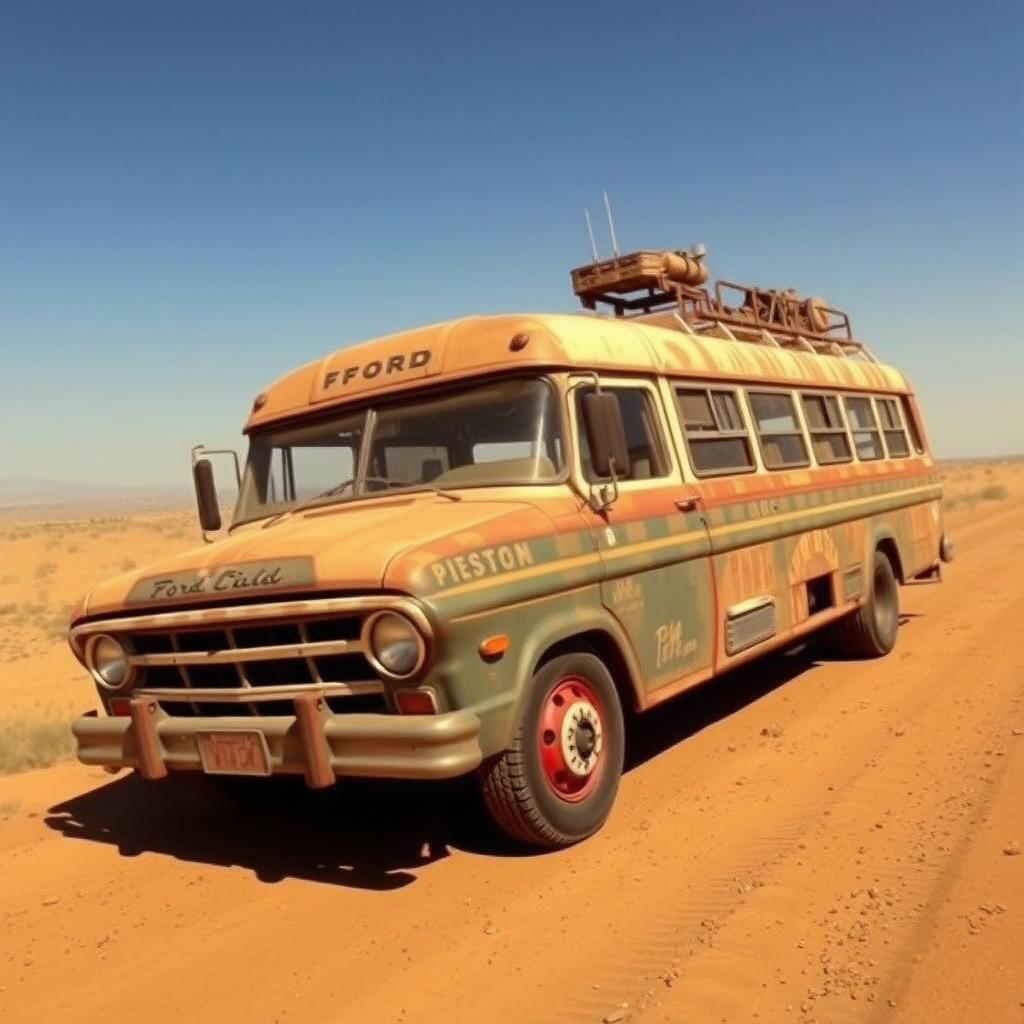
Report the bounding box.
[69,247,952,847]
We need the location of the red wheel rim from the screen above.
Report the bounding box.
[538,675,605,803]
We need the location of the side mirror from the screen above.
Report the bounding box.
[581,391,630,479]
[192,459,223,533]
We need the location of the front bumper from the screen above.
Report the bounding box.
[72,694,483,786]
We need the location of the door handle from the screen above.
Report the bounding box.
[675,495,700,513]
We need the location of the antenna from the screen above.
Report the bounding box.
[583,208,599,261]
[603,190,620,257]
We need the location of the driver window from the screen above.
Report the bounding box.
[575,385,670,483]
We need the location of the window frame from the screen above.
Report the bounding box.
[674,384,757,478]
[746,388,812,471]
[843,394,885,462]
[874,396,912,459]
[800,391,854,466]
[570,377,675,487]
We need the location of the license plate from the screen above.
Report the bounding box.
[197,731,271,776]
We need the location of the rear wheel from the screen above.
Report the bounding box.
[479,651,625,849]
[830,549,899,658]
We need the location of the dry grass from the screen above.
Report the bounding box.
[0,715,76,774]
[0,503,201,775]
[939,457,1022,513]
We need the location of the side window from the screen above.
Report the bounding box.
[748,391,810,469]
[675,386,755,476]
[576,385,670,483]
[875,397,911,458]
[801,393,852,465]
[844,396,884,460]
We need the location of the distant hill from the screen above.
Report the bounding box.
[0,478,194,508]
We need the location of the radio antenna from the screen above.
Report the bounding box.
[603,190,620,257]
[583,208,599,261]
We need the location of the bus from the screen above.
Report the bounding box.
[68,244,953,848]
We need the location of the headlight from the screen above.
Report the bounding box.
[87,634,133,690]
[365,612,425,679]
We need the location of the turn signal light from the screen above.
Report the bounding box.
[479,634,510,660]
[394,689,438,715]
[109,697,131,717]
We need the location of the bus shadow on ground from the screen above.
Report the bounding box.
[44,638,875,890]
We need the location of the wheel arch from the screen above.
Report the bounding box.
[511,608,643,723]
[535,628,640,718]
[870,528,905,585]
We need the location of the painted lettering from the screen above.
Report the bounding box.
[321,349,433,390]
[655,620,686,669]
[426,541,536,590]
[513,541,534,568]
[213,566,283,591]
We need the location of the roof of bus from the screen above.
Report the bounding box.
[243,312,912,431]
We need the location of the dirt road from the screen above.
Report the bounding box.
[2,496,1022,1024]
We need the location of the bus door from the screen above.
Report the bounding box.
[571,377,715,700]
[669,382,791,668]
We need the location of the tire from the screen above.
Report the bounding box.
[478,651,625,849]
[829,549,899,658]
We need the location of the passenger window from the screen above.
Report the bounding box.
[748,391,810,469]
[844,396,884,460]
[801,393,852,465]
[676,386,755,476]
[576,386,670,483]
[875,398,911,458]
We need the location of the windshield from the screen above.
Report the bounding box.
[234,377,565,524]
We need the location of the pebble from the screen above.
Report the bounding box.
[41,896,60,907]
[601,1009,625,1023]
[1004,841,1022,857]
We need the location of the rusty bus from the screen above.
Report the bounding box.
[68,243,953,848]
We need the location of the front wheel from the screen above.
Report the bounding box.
[479,651,625,849]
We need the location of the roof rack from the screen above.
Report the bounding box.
[569,248,876,361]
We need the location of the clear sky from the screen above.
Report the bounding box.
[1,0,1021,485]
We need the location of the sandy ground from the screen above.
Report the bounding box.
[0,460,1022,1024]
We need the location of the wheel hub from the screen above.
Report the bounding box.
[539,676,606,802]
[560,701,603,776]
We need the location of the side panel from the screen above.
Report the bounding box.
[591,496,714,696]
[699,466,943,668]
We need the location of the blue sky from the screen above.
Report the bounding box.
[1,0,1021,485]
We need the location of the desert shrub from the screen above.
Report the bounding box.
[980,483,1008,501]
[0,716,76,774]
